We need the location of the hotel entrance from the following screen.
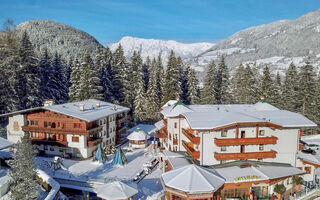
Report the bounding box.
[251,185,269,199]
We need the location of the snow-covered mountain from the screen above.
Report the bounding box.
[108,36,215,65]
[188,9,320,77]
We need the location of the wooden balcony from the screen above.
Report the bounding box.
[173,138,178,145]
[87,138,102,148]
[157,128,168,138]
[182,128,200,145]
[214,150,277,161]
[182,140,200,160]
[31,139,68,147]
[163,119,168,127]
[22,125,102,136]
[214,136,278,146]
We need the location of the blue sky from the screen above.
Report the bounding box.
[0,0,319,46]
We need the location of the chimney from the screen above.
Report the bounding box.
[175,96,180,101]
[44,99,54,107]
[260,96,265,100]
[96,102,100,108]
[79,104,85,111]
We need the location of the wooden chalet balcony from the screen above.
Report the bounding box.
[182,140,200,160]
[182,128,200,145]
[214,136,278,146]
[214,150,277,161]
[157,128,168,138]
[163,119,168,127]
[31,139,68,147]
[173,138,178,145]
[87,138,102,148]
[22,125,102,136]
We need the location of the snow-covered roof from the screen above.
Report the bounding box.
[161,100,316,129]
[95,181,138,199]
[161,164,225,193]
[161,100,178,109]
[214,164,304,183]
[297,151,320,165]
[127,124,156,135]
[163,150,190,169]
[0,137,13,150]
[44,99,130,122]
[127,128,148,141]
[154,120,165,130]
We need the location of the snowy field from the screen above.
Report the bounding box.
[36,144,159,184]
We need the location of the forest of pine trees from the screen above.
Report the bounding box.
[1,20,320,127]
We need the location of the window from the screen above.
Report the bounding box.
[35,121,38,125]
[100,120,102,125]
[305,167,311,174]
[221,130,227,137]
[58,122,60,127]
[72,136,79,143]
[259,144,264,151]
[48,122,52,126]
[220,160,226,164]
[258,158,263,161]
[50,147,54,151]
[31,120,34,125]
[259,130,265,136]
[221,146,227,152]
[44,146,48,150]
[174,123,177,128]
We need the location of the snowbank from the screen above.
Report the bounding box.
[36,169,60,200]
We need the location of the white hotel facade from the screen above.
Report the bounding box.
[157,100,317,166]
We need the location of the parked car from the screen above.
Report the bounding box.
[301,148,316,155]
[305,143,319,150]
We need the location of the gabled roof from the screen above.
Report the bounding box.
[0,99,130,123]
[161,101,193,117]
[161,164,225,193]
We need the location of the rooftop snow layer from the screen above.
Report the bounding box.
[127,128,148,141]
[95,181,138,199]
[161,164,225,193]
[44,99,130,122]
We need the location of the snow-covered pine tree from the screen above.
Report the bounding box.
[231,64,246,103]
[92,46,104,100]
[243,64,259,104]
[18,31,43,108]
[186,66,200,104]
[162,50,181,104]
[201,60,218,104]
[51,52,69,103]
[38,48,52,100]
[111,44,128,105]
[260,65,275,103]
[155,54,164,105]
[8,132,38,200]
[103,47,114,102]
[143,56,151,92]
[315,73,320,124]
[79,51,96,100]
[0,20,21,112]
[133,52,147,122]
[298,61,317,120]
[69,58,81,101]
[179,68,189,104]
[272,72,282,108]
[216,56,231,104]
[145,58,161,121]
[282,63,299,112]
[128,51,144,109]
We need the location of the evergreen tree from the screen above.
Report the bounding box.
[243,64,260,104]
[128,51,144,108]
[103,47,114,102]
[0,20,21,112]
[201,60,218,104]
[231,64,246,103]
[216,56,231,104]
[315,73,320,124]
[51,52,68,103]
[298,61,317,120]
[260,65,275,102]
[143,56,151,92]
[68,58,81,101]
[79,51,96,100]
[111,44,128,105]
[155,54,164,105]
[179,68,189,104]
[145,58,161,121]
[92,46,104,100]
[18,31,42,108]
[162,50,181,104]
[8,132,38,200]
[186,66,200,104]
[272,72,282,108]
[282,63,299,112]
[38,48,52,100]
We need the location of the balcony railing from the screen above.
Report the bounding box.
[214,136,278,146]
[182,140,200,160]
[31,139,68,147]
[22,125,102,136]
[163,119,168,127]
[214,150,277,161]
[87,138,102,148]
[157,128,168,138]
[182,128,200,145]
